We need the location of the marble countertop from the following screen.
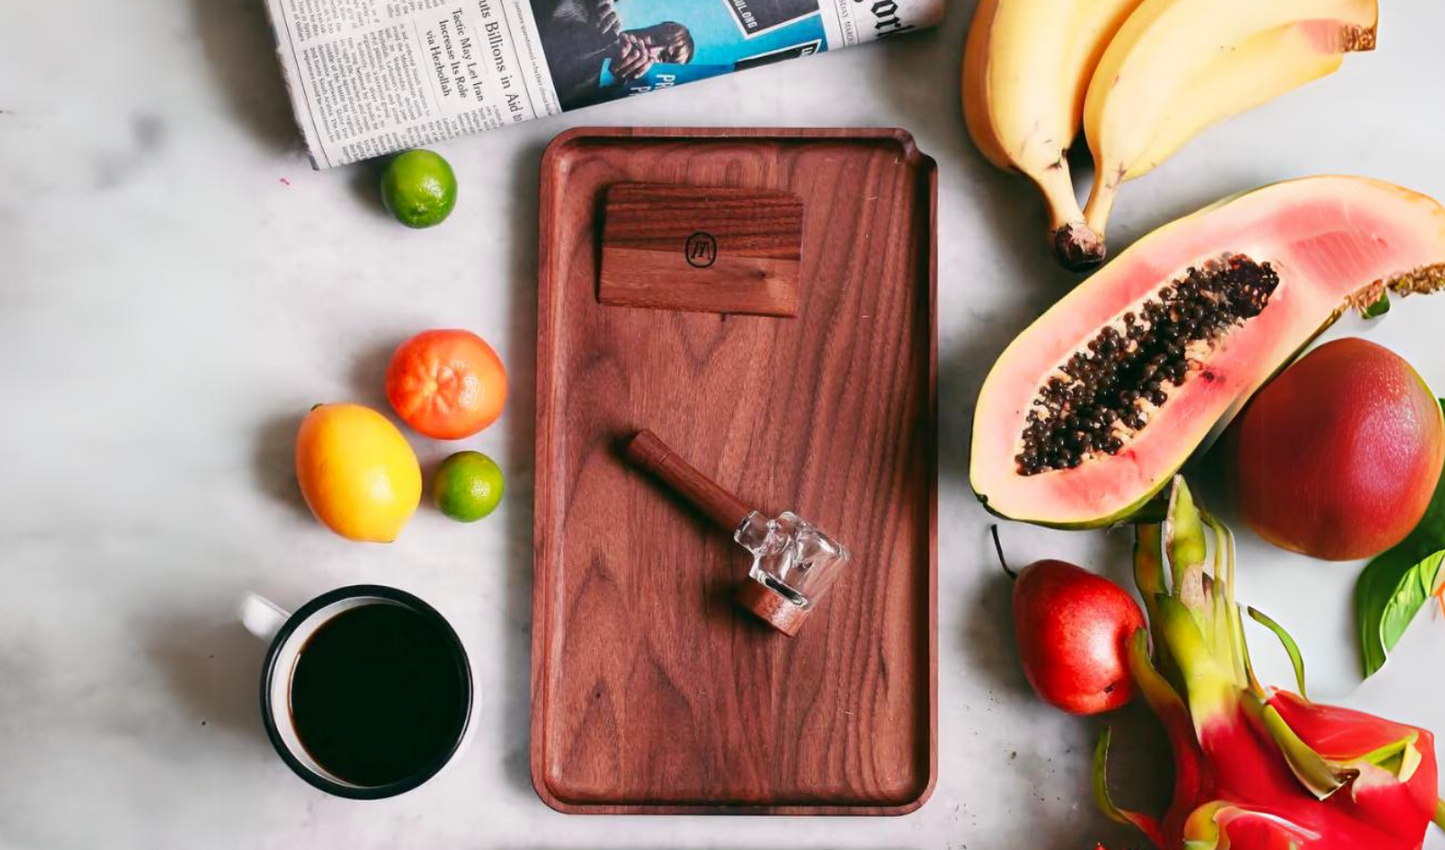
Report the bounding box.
[4,1,1445,848]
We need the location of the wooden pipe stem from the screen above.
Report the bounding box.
[624,430,754,531]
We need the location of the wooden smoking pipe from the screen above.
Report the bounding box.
[625,429,753,533]
[624,429,851,637]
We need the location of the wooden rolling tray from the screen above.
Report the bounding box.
[532,127,937,815]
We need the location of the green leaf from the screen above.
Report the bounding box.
[1355,399,1445,678]
[1356,549,1445,677]
[1363,292,1392,319]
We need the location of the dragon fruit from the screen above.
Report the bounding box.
[1093,478,1445,850]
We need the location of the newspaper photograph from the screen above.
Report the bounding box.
[262,0,945,168]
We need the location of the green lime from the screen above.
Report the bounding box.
[379,149,457,228]
[433,451,504,522]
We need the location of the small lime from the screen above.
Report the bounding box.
[433,451,504,522]
[379,149,457,229]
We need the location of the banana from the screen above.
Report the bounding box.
[962,0,1149,270]
[1082,0,1378,241]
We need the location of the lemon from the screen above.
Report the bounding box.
[295,404,422,542]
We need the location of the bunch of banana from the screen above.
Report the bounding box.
[963,0,1378,271]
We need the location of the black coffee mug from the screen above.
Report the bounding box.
[242,585,473,799]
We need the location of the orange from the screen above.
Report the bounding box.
[385,329,507,440]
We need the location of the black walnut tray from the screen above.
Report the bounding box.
[532,127,937,815]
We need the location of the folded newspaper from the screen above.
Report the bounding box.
[261,0,945,169]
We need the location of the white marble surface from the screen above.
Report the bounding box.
[3,1,1445,848]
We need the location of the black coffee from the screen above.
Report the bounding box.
[290,603,467,787]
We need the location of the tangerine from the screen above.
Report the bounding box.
[385,329,507,439]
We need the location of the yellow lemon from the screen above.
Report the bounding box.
[295,403,421,542]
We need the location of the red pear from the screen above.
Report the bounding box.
[1001,535,1145,715]
[1233,337,1445,561]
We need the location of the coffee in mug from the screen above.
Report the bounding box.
[242,585,473,798]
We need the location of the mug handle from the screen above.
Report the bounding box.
[240,593,291,643]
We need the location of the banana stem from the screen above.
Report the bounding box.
[1032,166,1105,271]
[1029,163,1085,233]
[1083,174,1118,243]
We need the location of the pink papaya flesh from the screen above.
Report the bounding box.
[971,176,1445,528]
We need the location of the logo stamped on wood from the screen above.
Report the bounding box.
[684,231,718,268]
[598,183,801,317]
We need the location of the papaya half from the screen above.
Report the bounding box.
[971,176,1445,528]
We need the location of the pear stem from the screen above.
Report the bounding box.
[989,525,1017,580]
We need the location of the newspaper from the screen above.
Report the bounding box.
[261,0,945,168]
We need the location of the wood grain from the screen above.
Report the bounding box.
[599,183,803,317]
[533,127,938,816]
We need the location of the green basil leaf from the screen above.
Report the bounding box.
[1379,552,1445,658]
[1357,550,1445,677]
[1356,399,1445,677]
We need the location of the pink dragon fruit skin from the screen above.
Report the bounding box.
[1092,478,1444,850]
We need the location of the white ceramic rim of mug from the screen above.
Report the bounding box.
[259,586,473,799]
